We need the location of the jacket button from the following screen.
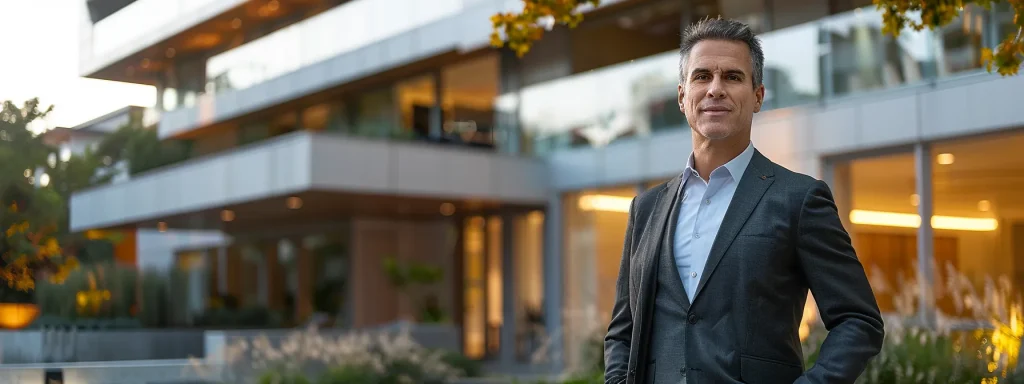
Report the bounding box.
[688,314,698,324]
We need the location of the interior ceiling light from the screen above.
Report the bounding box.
[849,209,996,232]
[936,153,955,165]
[578,194,632,213]
[286,196,302,209]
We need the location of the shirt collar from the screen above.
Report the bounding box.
[683,141,756,182]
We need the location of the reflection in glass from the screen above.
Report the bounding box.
[518,51,681,155]
[935,4,987,76]
[825,9,889,95]
[761,22,822,108]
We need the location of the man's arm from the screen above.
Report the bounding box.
[794,180,885,384]
[604,197,637,384]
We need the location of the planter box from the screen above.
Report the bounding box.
[0,329,205,364]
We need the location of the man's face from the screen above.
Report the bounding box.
[678,39,764,141]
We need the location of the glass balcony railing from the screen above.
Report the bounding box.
[203,0,479,96]
[92,0,220,60]
[509,5,996,156]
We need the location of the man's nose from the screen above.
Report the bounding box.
[706,76,726,98]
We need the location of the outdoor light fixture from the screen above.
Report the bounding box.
[221,209,235,222]
[849,209,997,231]
[440,203,456,216]
[578,194,632,213]
[157,222,168,232]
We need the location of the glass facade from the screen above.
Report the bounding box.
[829,130,1024,322]
[204,0,469,97]
[511,4,1008,155]
[562,185,639,368]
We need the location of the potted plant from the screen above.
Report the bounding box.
[0,188,78,329]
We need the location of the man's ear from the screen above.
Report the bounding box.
[753,84,765,113]
[677,83,685,113]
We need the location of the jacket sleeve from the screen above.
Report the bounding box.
[794,180,885,384]
[604,197,638,384]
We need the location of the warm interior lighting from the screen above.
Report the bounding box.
[936,153,955,165]
[0,303,39,329]
[578,194,633,213]
[978,200,991,212]
[221,210,235,222]
[286,196,303,209]
[849,209,998,231]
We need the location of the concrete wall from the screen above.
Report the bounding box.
[71,132,549,231]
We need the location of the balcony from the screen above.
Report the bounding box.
[157,0,514,138]
[81,0,351,84]
[507,5,1018,156]
[69,131,548,232]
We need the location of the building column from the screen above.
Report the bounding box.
[295,237,315,324]
[225,245,243,306]
[500,213,518,365]
[430,69,444,139]
[499,49,523,155]
[543,194,564,371]
[264,240,285,310]
[915,142,936,328]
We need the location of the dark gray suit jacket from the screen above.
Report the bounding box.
[604,150,884,384]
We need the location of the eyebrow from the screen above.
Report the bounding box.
[690,68,747,77]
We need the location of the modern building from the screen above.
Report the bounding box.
[71,0,1024,373]
[40,105,228,269]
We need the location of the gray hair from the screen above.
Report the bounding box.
[679,17,764,89]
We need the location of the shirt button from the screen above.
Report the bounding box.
[694,233,700,239]
[704,199,710,204]
[690,271,697,278]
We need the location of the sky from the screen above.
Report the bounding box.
[0,0,155,133]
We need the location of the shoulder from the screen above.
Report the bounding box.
[763,159,832,205]
[630,180,670,222]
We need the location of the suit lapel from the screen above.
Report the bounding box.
[631,175,682,300]
[660,175,691,311]
[691,150,775,303]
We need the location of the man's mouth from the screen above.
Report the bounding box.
[701,107,731,116]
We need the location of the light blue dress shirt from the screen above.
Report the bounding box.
[674,142,755,300]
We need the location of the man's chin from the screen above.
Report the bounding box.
[695,126,734,141]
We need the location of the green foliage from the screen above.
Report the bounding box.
[382,257,443,288]
[801,321,1019,384]
[258,370,312,384]
[382,256,448,323]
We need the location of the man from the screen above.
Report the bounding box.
[603,18,884,384]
